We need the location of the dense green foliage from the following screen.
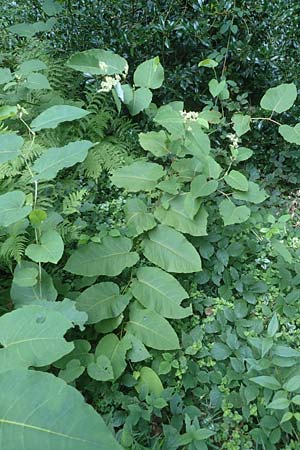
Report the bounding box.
[1,1,300,449]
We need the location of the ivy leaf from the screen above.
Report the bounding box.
[134,57,164,89]
[250,376,281,390]
[224,170,249,191]
[232,181,267,204]
[94,333,131,380]
[260,83,297,113]
[111,161,164,192]
[0,190,31,227]
[87,355,114,381]
[30,105,90,131]
[279,123,300,145]
[142,224,202,273]
[219,199,250,226]
[232,114,251,137]
[139,130,168,157]
[64,236,139,277]
[0,133,24,163]
[0,306,74,372]
[25,230,64,264]
[25,72,51,90]
[127,87,153,116]
[126,303,180,350]
[131,266,191,319]
[32,140,93,180]
[66,49,127,75]
[208,79,226,97]
[76,282,131,324]
[0,369,122,449]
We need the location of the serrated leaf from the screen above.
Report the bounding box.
[0,190,31,227]
[134,57,164,89]
[0,368,122,450]
[0,133,24,164]
[64,236,139,277]
[224,170,249,191]
[25,230,64,263]
[111,161,164,192]
[219,199,250,226]
[260,83,297,113]
[232,114,251,136]
[32,140,93,180]
[126,304,180,350]
[131,266,191,319]
[76,282,131,324]
[279,123,300,145]
[0,306,73,372]
[66,49,127,75]
[142,224,202,273]
[30,105,90,131]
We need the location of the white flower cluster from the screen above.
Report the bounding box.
[98,74,121,93]
[180,110,199,122]
[227,133,239,148]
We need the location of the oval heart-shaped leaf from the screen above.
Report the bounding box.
[0,368,122,450]
[66,49,127,75]
[142,225,202,273]
[134,57,164,89]
[25,230,64,263]
[0,190,31,227]
[260,83,297,113]
[111,161,164,192]
[0,133,24,164]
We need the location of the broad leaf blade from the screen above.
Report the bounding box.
[30,105,90,131]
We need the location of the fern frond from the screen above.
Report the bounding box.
[0,234,28,263]
[62,188,88,215]
[57,220,81,243]
[83,139,129,179]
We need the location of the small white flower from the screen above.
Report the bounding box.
[180,110,199,122]
[98,61,108,72]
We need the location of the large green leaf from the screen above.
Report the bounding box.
[0,368,122,450]
[0,68,13,84]
[260,83,297,113]
[232,181,267,204]
[139,130,169,157]
[142,225,202,273]
[154,105,185,136]
[154,194,208,236]
[66,49,127,75]
[219,199,250,226]
[111,161,164,192]
[134,57,164,89]
[64,236,139,276]
[11,262,57,307]
[126,87,153,116]
[126,303,180,350]
[30,105,90,131]
[92,333,131,379]
[0,190,31,227]
[25,72,51,90]
[17,59,47,76]
[185,122,211,158]
[0,306,73,372]
[131,266,191,319]
[32,140,93,180]
[279,123,300,145]
[41,298,88,331]
[76,282,131,324]
[191,175,218,197]
[232,114,251,137]
[124,197,156,236]
[25,230,64,263]
[224,170,249,191]
[0,133,24,164]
